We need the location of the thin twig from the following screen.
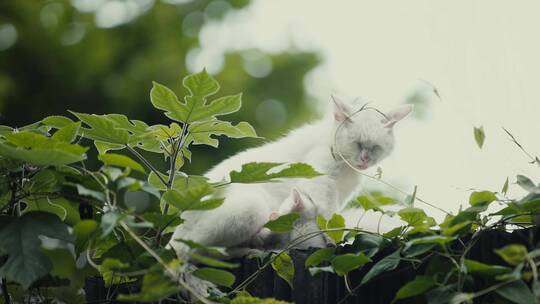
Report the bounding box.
[502,127,540,167]
[119,221,214,304]
[1,278,11,304]
[127,146,168,187]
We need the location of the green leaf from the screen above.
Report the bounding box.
[361,250,401,284]
[469,191,497,206]
[117,272,178,302]
[148,171,208,191]
[353,192,397,211]
[230,294,289,304]
[271,252,295,288]
[161,183,223,213]
[189,253,239,269]
[98,153,145,173]
[73,220,98,251]
[41,240,81,285]
[0,212,74,289]
[516,175,539,193]
[474,126,485,149]
[264,213,300,233]
[22,197,80,225]
[51,122,81,142]
[327,213,345,243]
[398,207,432,227]
[495,244,528,266]
[450,293,474,304]
[305,247,336,267]
[70,112,158,152]
[99,258,131,287]
[351,233,384,258]
[188,120,258,147]
[193,267,235,288]
[464,259,511,276]
[502,177,510,196]
[402,243,435,258]
[229,162,322,183]
[393,276,436,302]
[100,211,121,237]
[405,235,456,247]
[316,215,327,230]
[0,131,87,166]
[495,280,537,304]
[331,253,370,276]
[41,115,75,128]
[151,70,242,124]
[70,111,130,144]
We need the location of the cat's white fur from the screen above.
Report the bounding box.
[169,97,412,256]
[264,188,330,250]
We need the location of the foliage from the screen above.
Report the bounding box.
[0,70,322,303]
[0,65,539,304]
[231,126,540,304]
[0,0,321,175]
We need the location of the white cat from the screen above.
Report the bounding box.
[261,188,330,250]
[169,96,412,256]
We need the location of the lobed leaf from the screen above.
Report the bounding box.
[0,212,74,289]
[229,162,322,183]
[151,70,243,124]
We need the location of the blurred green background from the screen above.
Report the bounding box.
[0,0,321,174]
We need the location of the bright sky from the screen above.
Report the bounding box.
[193,0,540,220]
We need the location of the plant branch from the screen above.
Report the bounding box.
[229,227,387,295]
[502,127,540,167]
[119,221,215,304]
[1,278,11,304]
[161,123,190,216]
[127,146,167,187]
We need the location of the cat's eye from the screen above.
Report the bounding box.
[356,142,363,149]
[372,145,382,153]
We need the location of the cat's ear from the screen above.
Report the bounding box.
[291,189,305,212]
[331,95,352,123]
[269,212,279,220]
[382,104,413,128]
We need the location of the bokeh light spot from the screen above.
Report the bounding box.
[205,0,232,20]
[182,11,204,38]
[255,99,287,129]
[186,47,224,75]
[242,50,273,78]
[70,0,106,12]
[61,23,86,46]
[40,3,64,29]
[0,24,17,51]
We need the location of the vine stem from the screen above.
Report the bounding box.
[1,278,11,304]
[119,221,215,304]
[228,227,387,295]
[127,146,167,187]
[332,106,452,216]
[163,123,190,215]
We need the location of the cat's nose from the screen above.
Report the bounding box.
[360,150,370,163]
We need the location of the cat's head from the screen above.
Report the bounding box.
[270,189,318,221]
[332,96,413,170]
